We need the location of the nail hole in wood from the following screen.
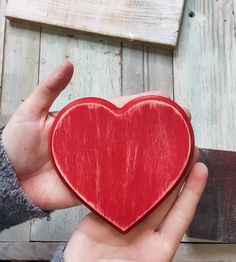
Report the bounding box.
[189,11,195,18]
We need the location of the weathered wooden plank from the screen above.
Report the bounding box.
[174,0,236,151]
[188,149,236,242]
[0,242,60,260]
[5,0,185,48]
[122,43,144,95]
[31,28,121,241]
[0,21,40,241]
[0,0,6,87]
[122,44,173,96]
[174,244,236,262]
[0,222,30,242]
[31,206,89,241]
[1,21,40,115]
[39,28,121,111]
[144,47,173,96]
[173,0,236,242]
[1,242,236,260]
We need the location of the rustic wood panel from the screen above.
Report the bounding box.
[174,0,236,151]
[144,47,173,96]
[0,21,40,242]
[122,44,173,96]
[0,0,6,88]
[1,242,236,260]
[31,206,89,241]
[31,28,121,241]
[122,43,144,95]
[0,222,30,242]
[188,149,236,242]
[174,0,236,242]
[0,21,40,115]
[5,0,185,48]
[38,28,121,111]
[174,243,236,262]
[0,242,60,260]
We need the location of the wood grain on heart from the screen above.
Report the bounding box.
[49,96,194,232]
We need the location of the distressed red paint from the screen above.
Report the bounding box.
[49,96,194,233]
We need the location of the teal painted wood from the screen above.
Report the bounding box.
[174,0,236,151]
[31,206,89,241]
[122,43,144,95]
[39,28,121,112]
[0,221,30,241]
[122,43,173,96]
[144,47,173,97]
[0,21,40,115]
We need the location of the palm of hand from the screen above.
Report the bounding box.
[65,183,182,262]
[69,214,172,262]
[65,162,207,262]
[3,112,78,210]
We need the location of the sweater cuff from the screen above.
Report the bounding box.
[51,244,66,262]
[0,125,49,232]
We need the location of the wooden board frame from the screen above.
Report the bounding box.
[5,0,186,48]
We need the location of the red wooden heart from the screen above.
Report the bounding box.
[49,96,194,233]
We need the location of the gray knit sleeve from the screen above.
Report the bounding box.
[51,244,66,262]
[0,125,49,232]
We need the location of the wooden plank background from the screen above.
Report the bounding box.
[1,0,236,260]
[5,0,185,48]
[174,0,236,151]
[0,0,6,87]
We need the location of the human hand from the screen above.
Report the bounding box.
[63,95,208,262]
[2,61,80,210]
[1,61,173,213]
[64,162,207,262]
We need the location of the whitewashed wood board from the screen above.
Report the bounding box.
[5,0,185,48]
[0,242,61,260]
[38,28,122,112]
[174,0,236,151]
[122,43,144,95]
[31,206,89,241]
[0,0,6,87]
[1,242,236,260]
[144,47,173,95]
[122,43,173,96]
[1,21,40,115]
[174,243,236,262]
[0,221,30,242]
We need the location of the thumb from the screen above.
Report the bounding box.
[18,60,74,118]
